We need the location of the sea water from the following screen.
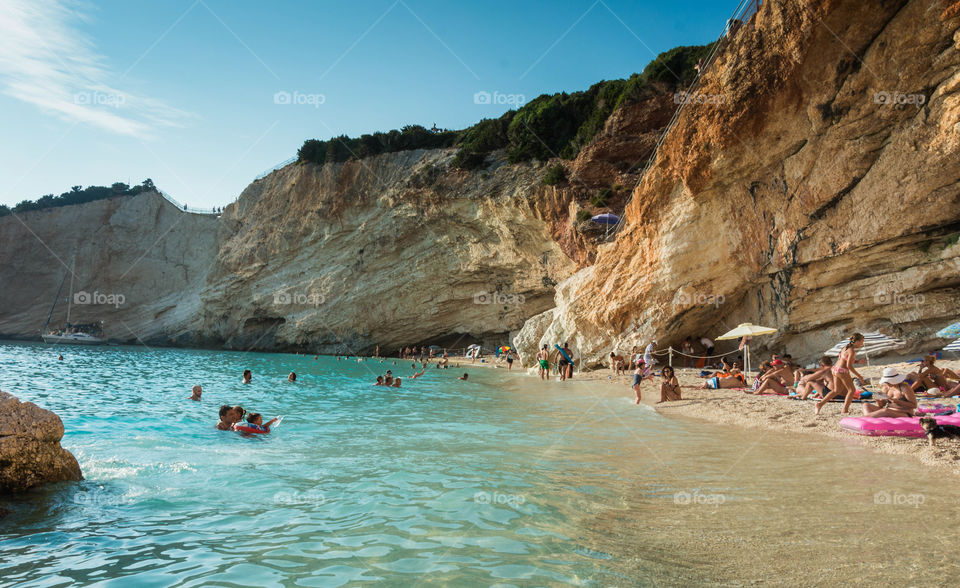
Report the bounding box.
[1,341,958,586]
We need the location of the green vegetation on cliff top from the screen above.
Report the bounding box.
[0,180,157,218]
[298,43,715,170]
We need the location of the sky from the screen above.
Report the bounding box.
[0,0,732,209]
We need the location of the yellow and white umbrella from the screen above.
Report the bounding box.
[715,323,777,373]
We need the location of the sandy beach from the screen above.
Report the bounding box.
[500,357,960,474]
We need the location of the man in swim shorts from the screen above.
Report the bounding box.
[537,345,550,380]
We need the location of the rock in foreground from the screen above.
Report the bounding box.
[0,391,82,492]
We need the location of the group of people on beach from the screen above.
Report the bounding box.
[613,331,960,418]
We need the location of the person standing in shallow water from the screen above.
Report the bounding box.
[537,345,550,380]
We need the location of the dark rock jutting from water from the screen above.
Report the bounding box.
[0,391,83,493]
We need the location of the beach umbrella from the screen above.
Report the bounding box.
[824,332,905,364]
[943,339,960,354]
[715,323,777,373]
[936,322,960,339]
[590,213,620,225]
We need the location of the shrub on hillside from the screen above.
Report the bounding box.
[542,164,566,186]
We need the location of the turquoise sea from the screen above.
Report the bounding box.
[2,341,959,586]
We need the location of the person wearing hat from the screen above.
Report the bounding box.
[861,368,917,418]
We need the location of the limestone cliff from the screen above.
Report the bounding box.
[192,149,579,352]
[516,0,960,366]
[0,192,219,344]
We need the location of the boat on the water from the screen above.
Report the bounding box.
[41,258,107,346]
[41,330,105,345]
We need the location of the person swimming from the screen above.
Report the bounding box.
[189,385,202,401]
[242,369,252,384]
[392,377,402,388]
[459,373,469,380]
[239,412,279,432]
[216,405,244,430]
[288,372,296,382]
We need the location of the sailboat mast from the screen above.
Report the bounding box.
[66,257,75,325]
[42,272,68,334]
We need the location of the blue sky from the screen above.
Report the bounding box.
[0,0,731,209]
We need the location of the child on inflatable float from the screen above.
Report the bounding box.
[233,412,279,434]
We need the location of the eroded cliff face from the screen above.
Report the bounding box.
[0,154,600,351]
[517,0,960,366]
[190,149,580,352]
[0,192,219,343]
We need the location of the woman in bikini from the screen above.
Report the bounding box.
[815,333,865,415]
[657,365,682,403]
[862,368,917,417]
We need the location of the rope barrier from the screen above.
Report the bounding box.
[671,348,741,360]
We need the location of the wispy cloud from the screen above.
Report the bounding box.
[0,0,191,136]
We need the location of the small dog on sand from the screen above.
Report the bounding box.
[919,416,960,447]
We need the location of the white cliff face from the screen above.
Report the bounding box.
[0,150,581,352]
[194,149,579,352]
[0,192,219,344]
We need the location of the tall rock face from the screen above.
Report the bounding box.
[0,192,219,344]
[0,152,613,351]
[517,0,960,366]
[0,391,82,492]
[191,149,579,352]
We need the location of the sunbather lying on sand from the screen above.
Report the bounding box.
[926,380,960,398]
[699,367,747,389]
[752,360,795,395]
[794,357,834,400]
[862,368,916,417]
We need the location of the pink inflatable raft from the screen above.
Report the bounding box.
[840,413,960,437]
